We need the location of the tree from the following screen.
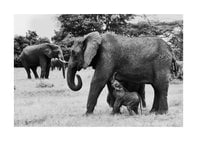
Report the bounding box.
[37,37,50,44]
[14,35,29,67]
[26,30,38,45]
[122,20,183,60]
[154,21,183,61]
[51,14,136,43]
[52,14,183,61]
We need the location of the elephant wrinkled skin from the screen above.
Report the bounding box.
[66,32,177,115]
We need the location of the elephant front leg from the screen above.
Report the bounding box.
[24,67,31,79]
[45,63,51,79]
[31,67,39,79]
[39,57,47,79]
[86,70,112,115]
[40,67,47,78]
[112,98,122,114]
[133,106,139,115]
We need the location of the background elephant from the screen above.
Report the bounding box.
[51,58,68,71]
[176,61,183,80]
[51,58,60,71]
[66,32,177,115]
[19,43,66,79]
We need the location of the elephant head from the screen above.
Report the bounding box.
[67,32,102,91]
[42,43,66,78]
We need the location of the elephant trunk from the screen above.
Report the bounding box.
[67,63,82,91]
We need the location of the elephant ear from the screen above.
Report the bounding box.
[43,44,53,58]
[83,32,102,69]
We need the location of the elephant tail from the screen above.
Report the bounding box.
[171,57,178,77]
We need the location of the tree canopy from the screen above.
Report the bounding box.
[14,15,183,67]
[51,14,136,42]
[52,14,183,61]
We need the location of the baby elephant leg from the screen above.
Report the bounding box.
[127,106,133,115]
[112,99,122,114]
[133,106,139,115]
[128,102,139,115]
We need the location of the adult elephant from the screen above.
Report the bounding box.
[19,43,66,79]
[66,32,177,115]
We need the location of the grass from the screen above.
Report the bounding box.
[14,68,183,127]
[36,81,54,88]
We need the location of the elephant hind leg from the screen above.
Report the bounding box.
[133,106,139,115]
[138,84,146,108]
[150,85,160,113]
[112,99,122,114]
[151,76,169,114]
[156,82,169,114]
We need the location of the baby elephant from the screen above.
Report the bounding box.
[111,73,142,115]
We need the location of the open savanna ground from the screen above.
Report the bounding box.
[14,68,183,127]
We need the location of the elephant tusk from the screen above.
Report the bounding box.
[58,59,67,64]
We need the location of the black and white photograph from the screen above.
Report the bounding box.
[14,14,183,127]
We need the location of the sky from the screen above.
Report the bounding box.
[14,14,183,39]
[14,14,59,39]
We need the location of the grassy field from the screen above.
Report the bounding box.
[14,67,183,127]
